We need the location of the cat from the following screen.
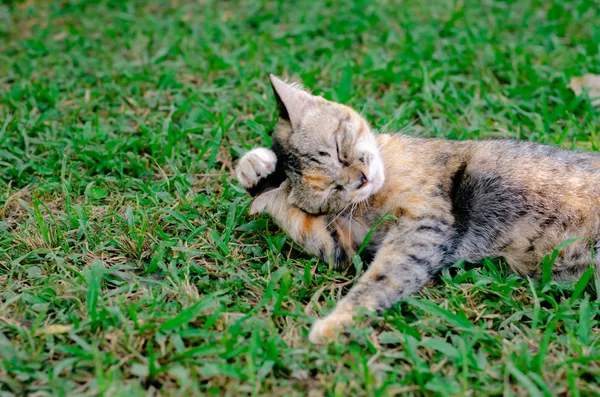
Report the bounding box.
[235,75,600,344]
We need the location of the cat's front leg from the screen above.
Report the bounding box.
[250,185,356,267]
[309,214,453,343]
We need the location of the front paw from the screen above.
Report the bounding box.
[308,311,354,344]
[235,148,277,189]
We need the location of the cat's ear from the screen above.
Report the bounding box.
[269,74,315,128]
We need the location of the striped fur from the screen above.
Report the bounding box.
[235,76,600,344]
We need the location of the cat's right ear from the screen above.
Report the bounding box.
[269,74,314,128]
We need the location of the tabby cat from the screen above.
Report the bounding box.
[235,75,600,344]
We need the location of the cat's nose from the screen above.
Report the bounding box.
[358,171,369,188]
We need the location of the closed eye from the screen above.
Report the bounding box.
[318,151,330,157]
[335,139,350,166]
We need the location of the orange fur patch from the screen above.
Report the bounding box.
[302,213,315,232]
[303,171,331,190]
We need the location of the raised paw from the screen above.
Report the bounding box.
[235,148,277,189]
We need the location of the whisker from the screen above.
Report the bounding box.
[363,198,371,211]
[325,204,349,230]
[349,203,357,244]
[316,203,350,242]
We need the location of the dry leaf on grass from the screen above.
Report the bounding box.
[35,324,72,335]
[568,74,600,107]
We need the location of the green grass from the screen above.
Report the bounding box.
[1,0,600,395]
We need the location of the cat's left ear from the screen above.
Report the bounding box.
[269,74,315,128]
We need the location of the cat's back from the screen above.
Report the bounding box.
[466,139,600,205]
[470,139,600,174]
[373,133,600,214]
[375,133,600,228]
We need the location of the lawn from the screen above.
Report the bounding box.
[1,0,600,395]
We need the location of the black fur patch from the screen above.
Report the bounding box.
[272,139,302,176]
[271,80,290,121]
[374,274,387,282]
[540,216,557,228]
[408,254,431,269]
[247,152,287,197]
[247,139,301,197]
[449,162,467,206]
[415,224,445,234]
[328,227,348,266]
[306,155,324,165]
[450,168,530,251]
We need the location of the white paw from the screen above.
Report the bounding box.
[235,148,277,188]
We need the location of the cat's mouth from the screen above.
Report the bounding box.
[351,157,385,203]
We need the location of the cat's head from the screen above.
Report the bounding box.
[258,75,385,215]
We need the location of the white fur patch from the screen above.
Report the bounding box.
[235,148,277,188]
[353,134,385,202]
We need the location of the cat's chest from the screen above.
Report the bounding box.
[343,210,397,251]
[348,178,453,250]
